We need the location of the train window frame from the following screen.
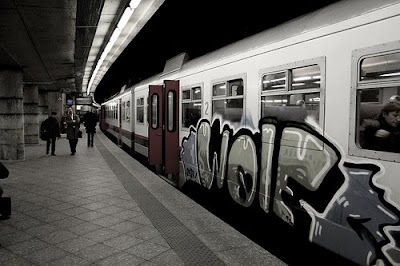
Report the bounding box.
[259,57,326,131]
[211,73,246,123]
[167,90,176,132]
[122,101,126,121]
[181,83,203,131]
[349,41,400,162]
[126,100,130,121]
[262,71,288,91]
[136,97,145,124]
[151,94,159,130]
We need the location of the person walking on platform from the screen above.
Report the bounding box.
[66,107,80,155]
[42,111,61,156]
[83,110,98,147]
[0,161,11,220]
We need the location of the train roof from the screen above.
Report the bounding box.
[103,0,400,103]
[177,0,400,72]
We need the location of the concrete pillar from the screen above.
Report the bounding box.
[23,85,39,144]
[38,91,49,125]
[0,69,25,160]
[48,91,63,117]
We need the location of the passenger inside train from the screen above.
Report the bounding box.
[362,101,400,153]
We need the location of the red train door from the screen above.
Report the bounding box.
[118,98,122,146]
[148,80,180,175]
[148,85,163,166]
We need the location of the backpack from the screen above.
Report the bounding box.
[39,120,48,141]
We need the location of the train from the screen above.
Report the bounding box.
[99,0,400,265]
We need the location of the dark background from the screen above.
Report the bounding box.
[94,0,340,103]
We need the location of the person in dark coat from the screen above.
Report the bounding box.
[42,112,61,156]
[0,161,11,220]
[83,110,98,147]
[363,102,400,153]
[0,162,9,197]
[65,107,80,155]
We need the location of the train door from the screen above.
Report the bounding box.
[118,98,122,146]
[148,80,180,175]
[100,105,105,131]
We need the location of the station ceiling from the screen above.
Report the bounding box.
[0,0,163,96]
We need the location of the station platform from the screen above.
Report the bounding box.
[0,129,286,265]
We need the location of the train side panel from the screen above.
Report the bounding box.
[177,5,400,266]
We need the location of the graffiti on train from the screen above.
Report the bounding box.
[180,117,400,265]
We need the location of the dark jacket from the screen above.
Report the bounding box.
[363,115,400,153]
[0,162,9,179]
[42,116,61,139]
[65,114,80,140]
[83,112,98,134]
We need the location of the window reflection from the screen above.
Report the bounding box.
[182,86,202,128]
[360,52,400,81]
[212,79,244,123]
[151,94,158,129]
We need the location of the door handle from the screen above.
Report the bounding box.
[156,133,162,136]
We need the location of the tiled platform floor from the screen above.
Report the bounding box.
[0,129,286,266]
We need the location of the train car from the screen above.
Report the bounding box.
[100,0,400,265]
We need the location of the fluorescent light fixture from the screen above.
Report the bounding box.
[293,76,311,82]
[117,7,133,29]
[381,72,400,77]
[292,82,305,86]
[130,0,141,8]
[86,2,140,95]
[270,77,286,83]
[110,28,122,46]
[271,85,285,88]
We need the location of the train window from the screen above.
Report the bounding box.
[213,83,226,97]
[261,64,321,124]
[122,102,126,121]
[182,86,202,129]
[350,43,400,161]
[291,65,321,90]
[167,91,176,131]
[151,94,158,129]
[137,98,144,124]
[182,90,191,100]
[262,71,286,91]
[126,101,130,121]
[212,79,244,122]
[360,52,400,81]
[228,80,243,96]
[356,88,400,153]
[193,87,201,100]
